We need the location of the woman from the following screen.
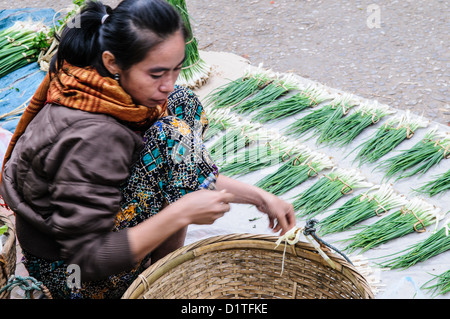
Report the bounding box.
[0,0,295,299]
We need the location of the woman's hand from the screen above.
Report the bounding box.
[175,189,235,225]
[254,192,296,235]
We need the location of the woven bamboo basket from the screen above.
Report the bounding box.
[0,212,16,299]
[122,233,374,299]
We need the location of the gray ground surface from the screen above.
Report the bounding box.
[1,0,449,125]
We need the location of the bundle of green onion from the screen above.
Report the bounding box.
[0,20,51,78]
[231,74,297,115]
[378,219,449,270]
[167,0,211,89]
[204,67,272,110]
[251,85,329,123]
[255,150,333,196]
[416,169,450,197]
[377,129,450,181]
[203,108,238,142]
[317,102,393,147]
[422,270,450,297]
[292,168,373,218]
[318,184,406,236]
[218,132,292,177]
[286,94,357,138]
[209,121,261,163]
[344,197,444,254]
[353,111,429,165]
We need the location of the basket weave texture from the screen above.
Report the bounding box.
[122,234,374,299]
[0,212,16,299]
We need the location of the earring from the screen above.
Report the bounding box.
[114,73,120,82]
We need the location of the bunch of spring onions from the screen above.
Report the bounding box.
[251,85,329,123]
[204,67,273,110]
[167,0,211,89]
[255,150,333,196]
[316,102,393,147]
[218,132,292,177]
[231,74,297,115]
[377,128,450,181]
[318,184,406,236]
[286,94,357,138]
[416,169,450,197]
[37,0,85,72]
[0,20,51,78]
[378,219,449,270]
[343,197,444,254]
[292,168,373,218]
[353,111,429,165]
[209,121,261,163]
[421,270,450,297]
[203,108,238,142]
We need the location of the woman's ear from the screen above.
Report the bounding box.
[102,51,121,76]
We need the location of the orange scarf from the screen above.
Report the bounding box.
[2,62,167,168]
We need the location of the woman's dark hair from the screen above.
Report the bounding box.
[51,0,188,76]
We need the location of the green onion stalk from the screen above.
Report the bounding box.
[0,20,51,78]
[251,85,330,123]
[343,197,445,254]
[378,219,450,270]
[204,67,273,110]
[318,183,406,236]
[37,0,86,72]
[218,132,293,177]
[209,121,261,163]
[292,168,373,218]
[203,108,239,142]
[316,102,393,147]
[353,111,429,166]
[231,74,297,115]
[421,269,450,297]
[416,169,450,197]
[285,94,357,138]
[255,150,333,196]
[377,128,450,181]
[167,0,211,89]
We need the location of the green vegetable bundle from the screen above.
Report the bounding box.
[379,219,449,269]
[344,197,445,253]
[286,94,357,138]
[0,20,51,78]
[209,121,261,162]
[204,108,238,142]
[255,150,333,196]
[231,74,297,115]
[252,85,329,123]
[318,184,406,236]
[377,129,450,181]
[218,132,292,177]
[167,0,211,89]
[422,270,450,297]
[317,102,393,147]
[416,169,450,197]
[205,68,273,110]
[353,111,429,165]
[292,168,372,218]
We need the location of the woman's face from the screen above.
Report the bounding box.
[117,30,186,108]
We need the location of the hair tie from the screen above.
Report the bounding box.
[101,14,109,25]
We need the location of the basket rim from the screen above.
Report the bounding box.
[122,233,374,299]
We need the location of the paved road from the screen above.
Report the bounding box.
[2,0,449,125]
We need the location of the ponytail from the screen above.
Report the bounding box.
[51,0,187,76]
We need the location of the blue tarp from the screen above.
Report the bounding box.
[0,8,56,133]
